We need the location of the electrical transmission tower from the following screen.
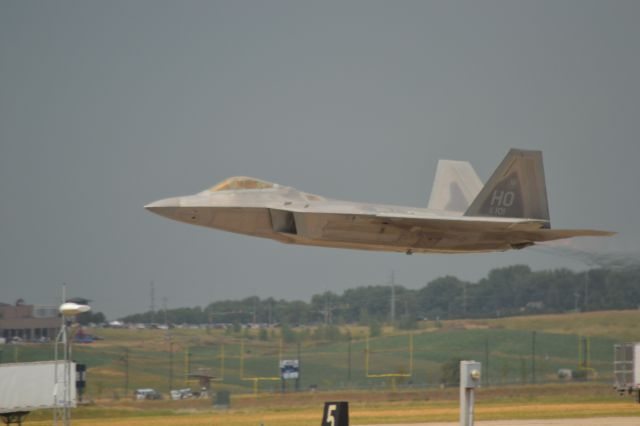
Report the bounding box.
[149,281,155,323]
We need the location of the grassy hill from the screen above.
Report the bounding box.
[475,310,640,341]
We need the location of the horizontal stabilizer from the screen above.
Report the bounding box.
[524,229,617,242]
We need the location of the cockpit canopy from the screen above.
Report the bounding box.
[205,176,326,202]
[209,176,276,192]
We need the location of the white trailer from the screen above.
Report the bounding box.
[0,361,76,424]
[614,342,640,402]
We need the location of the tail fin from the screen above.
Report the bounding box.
[464,149,550,224]
[428,160,483,213]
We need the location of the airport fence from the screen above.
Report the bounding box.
[0,327,616,400]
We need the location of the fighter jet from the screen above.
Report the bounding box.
[145,149,614,254]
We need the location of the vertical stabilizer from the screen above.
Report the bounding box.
[464,149,550,224]
[428,160,483,213]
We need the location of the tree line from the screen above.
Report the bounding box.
[120,264,640,326]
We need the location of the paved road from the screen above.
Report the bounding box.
[364,418,639,426]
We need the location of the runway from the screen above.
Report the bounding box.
[365,417,639,426]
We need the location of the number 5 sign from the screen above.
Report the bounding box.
[321,401,349,426]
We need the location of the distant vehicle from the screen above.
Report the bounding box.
[74,335,94,344]
[134,388,162,400]
[0,338,5,345]
[170,388,193,400]
[74,328,101,344]
[557,368,573,380]
[146,149,614,255]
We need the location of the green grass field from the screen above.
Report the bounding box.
[3,310,639,399]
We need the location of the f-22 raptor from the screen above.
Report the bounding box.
[145,149,614,254]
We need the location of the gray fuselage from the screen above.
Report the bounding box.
[146,184,552,254]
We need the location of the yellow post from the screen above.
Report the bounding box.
[365,335,370,376]
[239,340,281,396]
[578,335,591,369]
[578,335,582,367]
[184,347,190,386]
[240,340,244,378]
[219,344,225,380]
[409,333,414,375]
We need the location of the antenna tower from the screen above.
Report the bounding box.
[390,270,396,325]
[149,281,155,322]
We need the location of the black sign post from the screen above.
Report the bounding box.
[76,364,86,402]
[279,359,299,394]
[321,401,348,426]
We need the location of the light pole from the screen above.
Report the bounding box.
[460,361,482,426]
[54,286,90,426]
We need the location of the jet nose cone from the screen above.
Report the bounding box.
[144,197,180,219]
[145,197,180,209]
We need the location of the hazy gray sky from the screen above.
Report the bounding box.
[1,1,638,318]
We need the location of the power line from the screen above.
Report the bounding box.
[162,296,168,326]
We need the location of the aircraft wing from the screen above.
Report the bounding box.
[374,212,549,232]
[372,213,614,239]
